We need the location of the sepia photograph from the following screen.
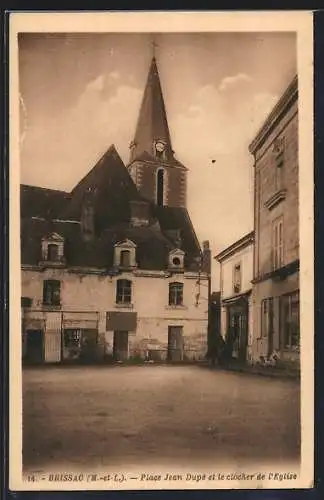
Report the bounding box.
[9,11,314,491]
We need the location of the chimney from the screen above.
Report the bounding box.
[201,240,211,274]
[81,195,95,241]
[129,200,150,227]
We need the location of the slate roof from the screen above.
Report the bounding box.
[154,206,201,267]
[130,57,174,164]
[21,142,201,271]
[21,184,70,220]
[63,145,144,229]
[21,217,181,271]
[128,150,188,171]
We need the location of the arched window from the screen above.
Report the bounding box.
[116,279,132,304]
[47,243,59,261]
[120,250,131,268]
[156,169,164,206]
[169,282,184,306]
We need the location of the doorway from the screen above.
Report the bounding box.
[228,302,248,363]
[25,329,44,364]
[167,326,184,362]
[113,331,129,361]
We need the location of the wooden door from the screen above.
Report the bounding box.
[167,326,184,361]
[26,329,44,364]
[113,331,129,361]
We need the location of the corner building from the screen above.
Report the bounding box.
[20,56,210,364]
[249,76,299,368]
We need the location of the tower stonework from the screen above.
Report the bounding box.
[127,57,188,208]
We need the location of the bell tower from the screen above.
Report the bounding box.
[127,51,188,208]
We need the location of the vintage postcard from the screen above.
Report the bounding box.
[9,11,314,491]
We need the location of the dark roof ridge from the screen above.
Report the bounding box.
[21,184,70,195]
[70,143,124,194]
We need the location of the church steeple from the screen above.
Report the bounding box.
[128,52,188,209]
[129,56,173,163]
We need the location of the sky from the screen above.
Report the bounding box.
[18,32,297,284]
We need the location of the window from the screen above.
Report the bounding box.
[261,297,274,338]
[120,250,131,268]
[233,263,241,293]
[156,169,164,206]
[114,239,137,268]
[168,248,185,269]
[116,279,132,304]
[273,137,285,191]
[21,297,32,308]
[280,291,300,350]
[47,243,59,261]
[272,217,284,269]
[43,280,61,306]
[64,329,82,348]
[169,282,184,306]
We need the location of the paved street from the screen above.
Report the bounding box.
[23,366,300,472]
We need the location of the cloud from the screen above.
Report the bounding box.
[218,72,253,92]
[20,80,143,190]
[86,74,105,92]
[109,70,120,80]
[169,82,277,254]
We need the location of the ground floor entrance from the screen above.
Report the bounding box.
[225,296,249,363]
[25,329,44,364]
[167,326,184,362]
[113,331,129,361]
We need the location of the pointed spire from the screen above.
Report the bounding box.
[129,56,173,163]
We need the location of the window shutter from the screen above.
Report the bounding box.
[43,280,49,304]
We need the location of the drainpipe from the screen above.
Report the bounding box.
[60,310,63,364]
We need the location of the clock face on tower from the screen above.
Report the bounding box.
[155,141,166,154]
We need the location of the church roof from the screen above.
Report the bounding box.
[130,57,173,164]
[62,144,144,230]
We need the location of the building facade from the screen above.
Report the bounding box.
[215,232,254,363]
[249,76,299,367]
[21,56,210,365]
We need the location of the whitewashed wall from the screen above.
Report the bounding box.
[21,267,209,361]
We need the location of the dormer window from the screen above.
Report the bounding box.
[114,239,137,269]
[47,244,59,261]
[168,248,185,270]
[41,232,65,266]
[120,250,131,268]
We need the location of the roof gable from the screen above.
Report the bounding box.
[42,232,64,242]
[114,238,137,249]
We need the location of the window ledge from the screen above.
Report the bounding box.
[39,260,66,268]
[115,303,134,309]
[42,304,61,311]
[165,305,188,310]
[264,189,287,211]
[116,265,138,271]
